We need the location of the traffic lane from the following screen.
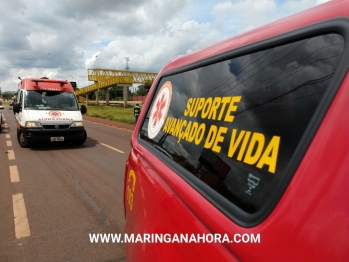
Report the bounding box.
[0,112,17,256]
[0,108,127,261]
[4,144,126,261]
[78,118,132,234]
[2,109,131,233]
[83,120,133,155]
[1,122,126,261]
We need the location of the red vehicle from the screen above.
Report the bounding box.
[124,0,349,261]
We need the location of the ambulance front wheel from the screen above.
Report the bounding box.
[17,130,31,148]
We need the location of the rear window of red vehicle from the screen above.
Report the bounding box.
[138,20,349,226]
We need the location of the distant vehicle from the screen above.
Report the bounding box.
[123,0,349,261]
[13,78,87,148]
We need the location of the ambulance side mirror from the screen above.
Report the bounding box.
[13,103,21,114]
[80,105,87,115]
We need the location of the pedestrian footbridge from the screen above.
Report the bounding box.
[75,68,158,106]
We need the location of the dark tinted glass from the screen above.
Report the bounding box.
[140,34,344,213]
[25,91,79,110]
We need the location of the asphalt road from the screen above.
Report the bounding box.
[0,107,132,262]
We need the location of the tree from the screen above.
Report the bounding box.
[2,92,15,100]
[87,86,135,101]
[109,86,123,100]
[136,84,151,96]
[70,82,78,91]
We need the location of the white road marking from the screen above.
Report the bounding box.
[100,143,125,154]
[6,134,10,139]
[12,193,31,239]
[8,150,15,160]
[7,140,12,147]
[4,123,8,128]
[2,115,6,121]
[9,166,20,183]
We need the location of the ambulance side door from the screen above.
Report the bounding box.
[15,90,23,126]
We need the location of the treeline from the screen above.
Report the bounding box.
[87,84,151,100]
[0,91,16,100]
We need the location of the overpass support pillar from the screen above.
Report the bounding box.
[85,94,89,106]
[95,90,99,105]
[123,85,131,108]
[105,88,110,106]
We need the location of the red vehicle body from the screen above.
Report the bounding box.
[124,1,349,261]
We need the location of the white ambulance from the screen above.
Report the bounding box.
[13,77,87,148]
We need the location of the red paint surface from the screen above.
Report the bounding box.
[124,1,349,261]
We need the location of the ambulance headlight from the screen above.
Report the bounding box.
[71,121,83,127]
[25,121,42,128]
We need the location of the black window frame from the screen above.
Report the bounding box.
[137,18,349,227]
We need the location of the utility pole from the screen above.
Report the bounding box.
[125,57,130,71]
[124,57,132,107]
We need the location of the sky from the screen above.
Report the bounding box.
[0,0,329,93]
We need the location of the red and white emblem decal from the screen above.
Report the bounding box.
[48,111,62,117]
[148,81,172,139]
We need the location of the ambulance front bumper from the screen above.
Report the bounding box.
[21,126,85,142]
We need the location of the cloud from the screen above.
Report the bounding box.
[0,0,326,92]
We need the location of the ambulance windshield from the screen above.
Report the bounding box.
[25,90,79,110]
